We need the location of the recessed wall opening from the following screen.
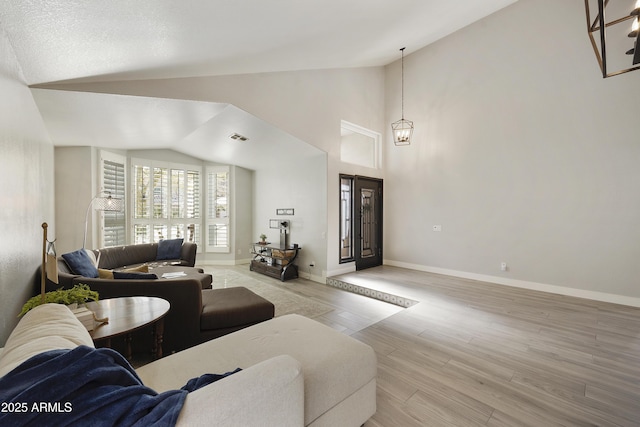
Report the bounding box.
[340,121,381,169]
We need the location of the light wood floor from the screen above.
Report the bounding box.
[245,265,640,427]
[216,265,404,335]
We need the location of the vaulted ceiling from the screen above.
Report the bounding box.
[1,0,519,169]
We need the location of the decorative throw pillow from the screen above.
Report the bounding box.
[124,265,149,273]
[98,269,114,279]
[84,249,98,267]
[99,265,149,280]
[112,271,158,280]
[61,249,99,278]
[156,238,183,260]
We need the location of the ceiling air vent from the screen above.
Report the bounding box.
[229,133,248,141]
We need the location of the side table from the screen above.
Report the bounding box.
[86,296,170,360]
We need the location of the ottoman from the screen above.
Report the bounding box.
[198,287,275,343]
[150,265,213,289]
[138,314,377,427]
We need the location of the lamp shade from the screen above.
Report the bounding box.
[83,192,124,248]
[93,195,124,212]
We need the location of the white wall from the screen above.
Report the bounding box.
[233,165,253,263]
[0,26,54,344]
[253,152,327,280]
[384,0,640,304]
[55,146,96,254]
[340,131,378,169]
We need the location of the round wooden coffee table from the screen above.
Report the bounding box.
[86,296,170,360]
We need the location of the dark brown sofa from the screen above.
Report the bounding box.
[96,242,198,270]
[53,242,202,290]
[48,242,273,354]
[49,242,212,353]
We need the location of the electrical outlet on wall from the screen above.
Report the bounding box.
[501,262,508,271]
[432,225,442,232]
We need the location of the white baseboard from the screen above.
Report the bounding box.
[326,265,356,278]
[298,271,325,283]
[384,260,640,308]
[196,258,251,267]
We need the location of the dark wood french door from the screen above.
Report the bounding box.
[354,176,383,270]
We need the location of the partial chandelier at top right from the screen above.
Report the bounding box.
[585,0,640,78]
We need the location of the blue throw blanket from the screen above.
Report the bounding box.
[0,346,240,426]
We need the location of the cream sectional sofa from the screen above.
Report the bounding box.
[0,303,376,426]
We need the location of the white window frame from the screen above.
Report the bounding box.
[131,158,202,245]
[205,165,231,253]
[99,150,127,248]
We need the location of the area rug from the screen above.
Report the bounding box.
[207,266,334,319]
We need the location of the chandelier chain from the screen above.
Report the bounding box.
[401,47,405,120]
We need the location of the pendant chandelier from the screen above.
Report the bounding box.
[585,0,640,78]
[391,47,414,146]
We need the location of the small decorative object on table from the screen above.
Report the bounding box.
[259,233,268,244]
[70,305,97,330]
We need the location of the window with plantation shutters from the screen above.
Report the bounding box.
[100,152,126,248]
[131,158,201,245]
[206,166,230,252]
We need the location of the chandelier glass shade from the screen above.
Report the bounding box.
[391,118,414,146]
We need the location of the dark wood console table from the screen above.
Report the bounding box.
[250,243,300,281]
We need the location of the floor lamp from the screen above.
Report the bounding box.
[83,191,124,249]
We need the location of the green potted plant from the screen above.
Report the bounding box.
[259,233,267,244]
[19,284,99,316]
